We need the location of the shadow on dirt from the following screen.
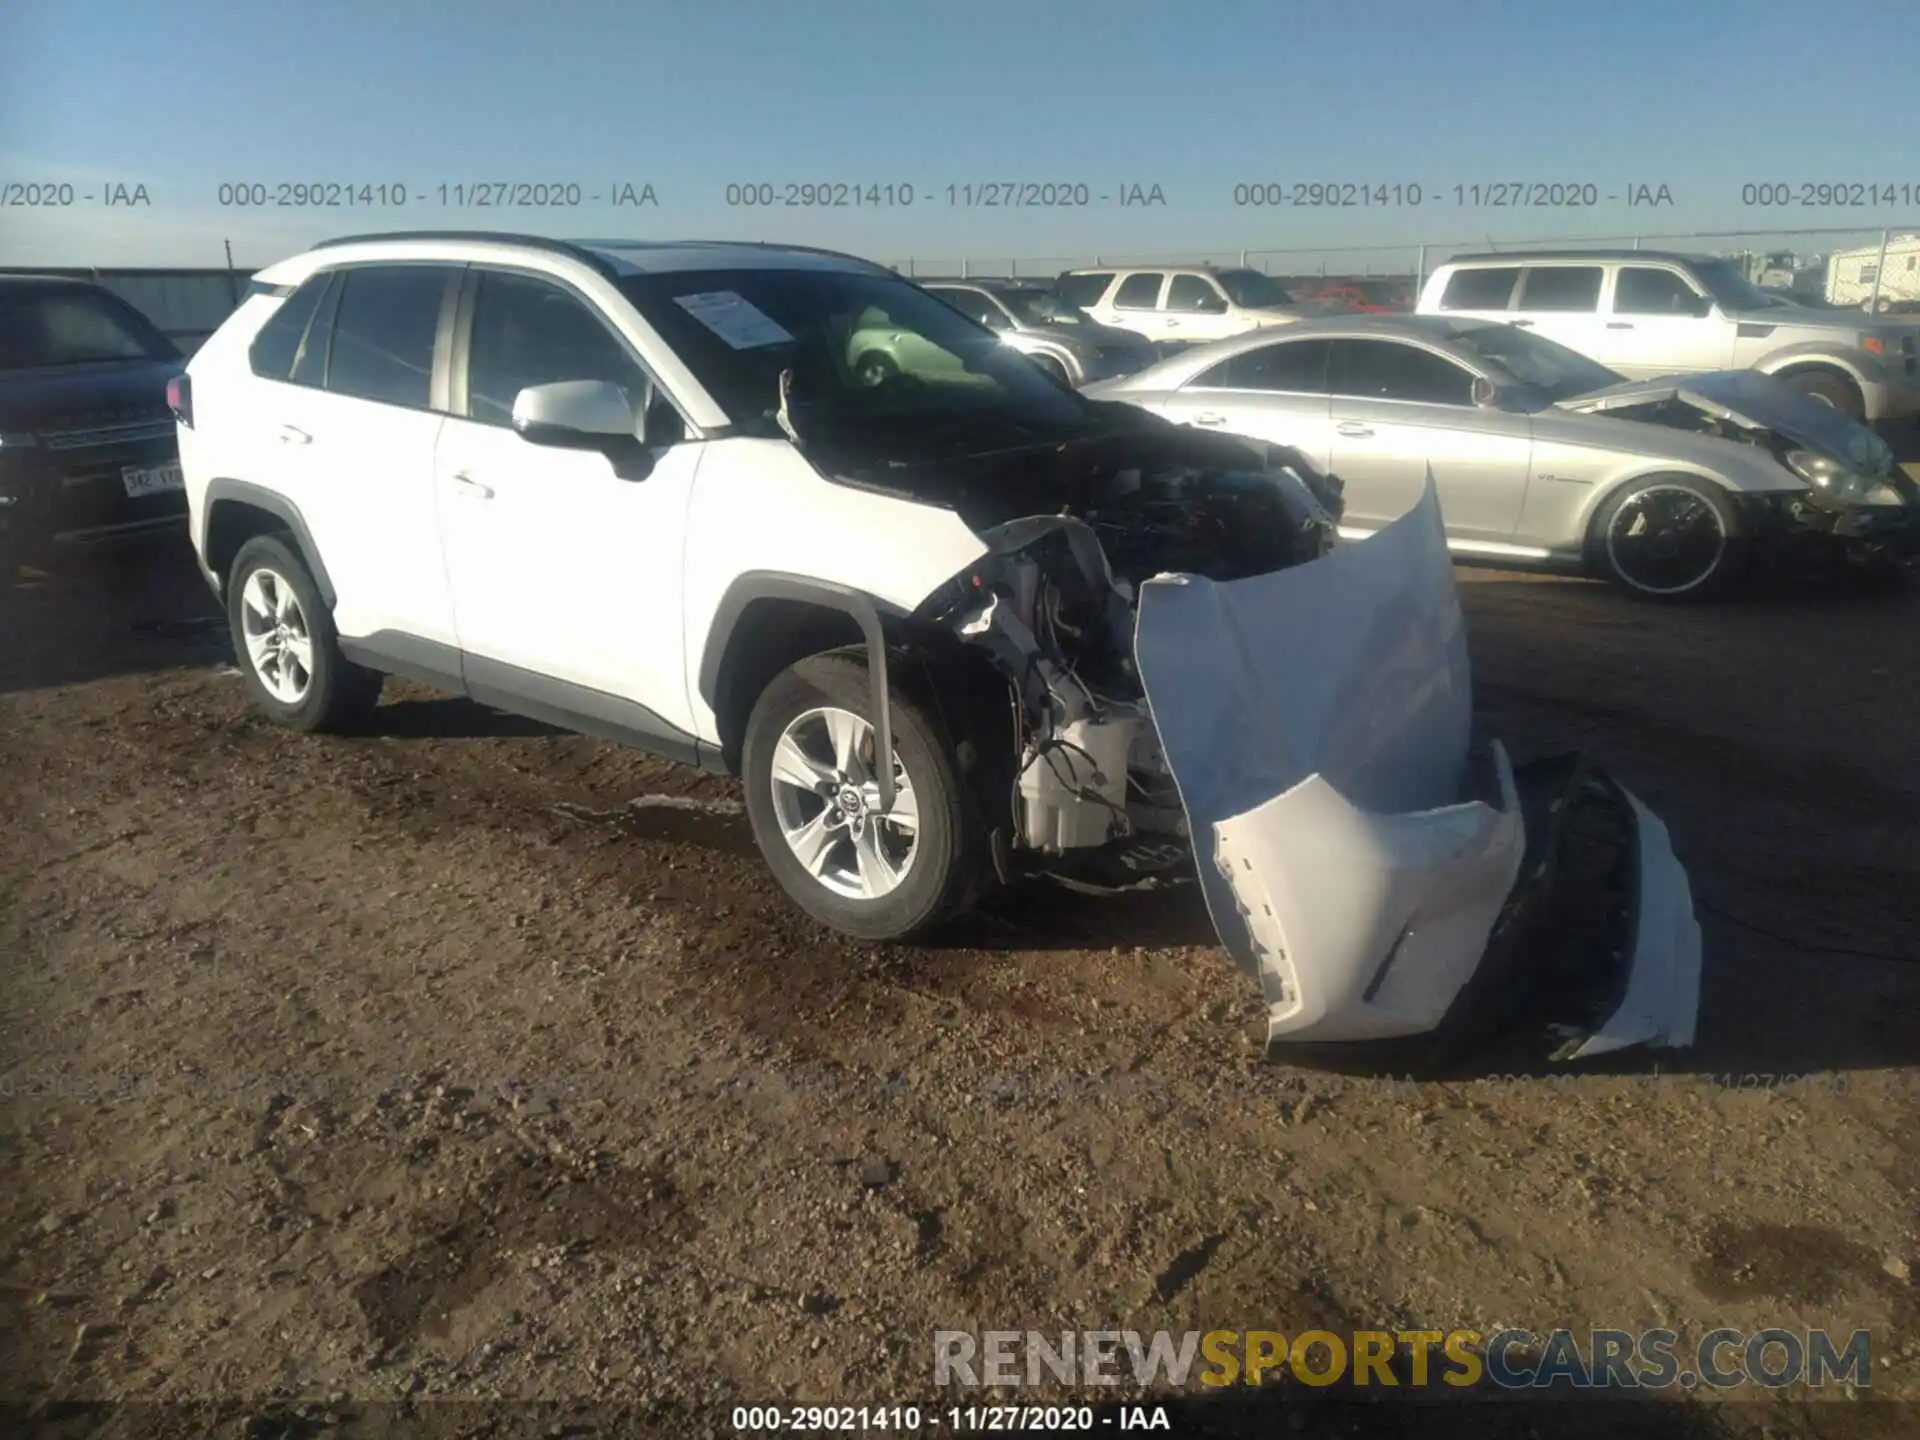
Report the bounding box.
[0,540,224,695]
[358,696,564,740]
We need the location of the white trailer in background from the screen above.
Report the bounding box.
[1825,234,1920,312]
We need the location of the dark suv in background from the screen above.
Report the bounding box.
[1,276,187,577]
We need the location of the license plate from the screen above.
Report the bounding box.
[122,460,184,498]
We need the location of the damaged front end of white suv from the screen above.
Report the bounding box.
[892,428,1703,1065]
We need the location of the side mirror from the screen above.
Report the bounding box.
[512,380,652,478]
[1199,295,1229,314]
[1681,294,1713,317]
[1470,375,1501,407]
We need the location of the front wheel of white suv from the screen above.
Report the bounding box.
[741,652,988,940]
[226,534,383,732]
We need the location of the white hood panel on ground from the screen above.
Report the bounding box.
[1133,479,1703,1053]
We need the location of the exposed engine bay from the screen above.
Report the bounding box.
[905,432,1343,879]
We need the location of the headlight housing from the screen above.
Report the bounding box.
[1786,448,1880,504]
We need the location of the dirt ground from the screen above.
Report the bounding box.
[2,538,1917,1439]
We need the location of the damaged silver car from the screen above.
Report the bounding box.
[1086,316,1920,598]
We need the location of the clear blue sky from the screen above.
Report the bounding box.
[3,0,1916,269]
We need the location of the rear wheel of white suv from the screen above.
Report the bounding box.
[227,534,383,732]
[741,652,986,940]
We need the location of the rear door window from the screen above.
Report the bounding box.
[1514,266,1603,312]
[1614,266,1705,315]
[1329,339,1476,406]
[1438,267,1521,311]
[1112,273,1166,310]
[1191,338,1330,392]
[1165,273,1224,312]
[323,265,457,409]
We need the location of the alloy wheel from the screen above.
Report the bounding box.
[239,567,314,704]
[767,705,919,901]
[1604,485,1728,596]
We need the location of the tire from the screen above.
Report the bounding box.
[227,533,383,732]
[741,652,987,941]
[1780,368,1865,421]
[853,351,897,388]
[1588,474,1747,601]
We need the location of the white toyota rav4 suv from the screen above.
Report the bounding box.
[174,231,1700,1063]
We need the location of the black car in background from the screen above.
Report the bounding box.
[1,275,187,576]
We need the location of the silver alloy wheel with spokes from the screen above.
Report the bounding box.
[1604,483,1729,596]
[767,705,920,901]
[239,567,315,704]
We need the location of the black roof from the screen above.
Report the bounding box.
[308,232,891,279]
[1444,248,1708,265]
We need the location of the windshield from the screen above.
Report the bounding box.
[0,285,180,370]
[1448,322,1622,402]
[618,268,1100,445]
[1689,258,1791,312]
[1215,269,1295,309]
[997,288,1093,327]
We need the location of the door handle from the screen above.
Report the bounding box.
[1190,412,1228,427]
[1606,322,1635,329]
[1336,421,1375,438]
[276,424,311,445]
[448,472,495,499]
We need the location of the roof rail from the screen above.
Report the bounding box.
[307,231,620,278]
[568,238,894,274]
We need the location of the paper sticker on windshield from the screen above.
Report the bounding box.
[673,291,793,349]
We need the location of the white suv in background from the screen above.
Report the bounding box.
[1054,265,1320,349]
[169,229,1700,1062]
[1416,249,1920,424]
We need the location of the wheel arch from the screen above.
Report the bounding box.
[202,480,334,608]
[698,573,910,780]
[1754,352,1873,407]
[1577,463,1751,547]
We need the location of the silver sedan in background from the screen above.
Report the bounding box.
[1084,316,1918,598]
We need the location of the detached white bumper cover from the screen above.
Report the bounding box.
[1133,481,1703,1057]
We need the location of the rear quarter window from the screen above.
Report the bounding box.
[1055,272,1114,308]
[247,276,331,381]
